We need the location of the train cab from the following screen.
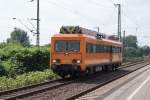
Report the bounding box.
[51,34,84,77]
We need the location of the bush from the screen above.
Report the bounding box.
[13,47,50,73]
[0,43,51,76]
[0,63,6,76]
[0,43,23,61]
[0,60,19,77]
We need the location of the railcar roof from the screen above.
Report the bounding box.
[53,33,122,45]
[53,33,84,37]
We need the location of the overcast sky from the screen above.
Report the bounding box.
[0,0,150,46]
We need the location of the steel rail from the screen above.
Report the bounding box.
[0,60,147,100]
[67,61,150,100]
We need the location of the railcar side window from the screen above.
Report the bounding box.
[89,44,91,53]
[90,44,93,53]
[86,43,93,53]
[96,45,111,53]
[106,46,111,52]
[103,46,111,52]
[103,46,106,52]
[86,43,117,53]
[95,44,99,52]
[112,47,121,53]
[86,43,90,53]
[93,44,96,53]
[96,44,103,53]
[118,47,121,53]
[112,47,115,53]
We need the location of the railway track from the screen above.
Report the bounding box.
[68,61,150,100]
[119,60,145,69]
[33,61,150,100]
[0,60,148,100]
[0,78,73,100]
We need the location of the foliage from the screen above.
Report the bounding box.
[0,43,50,77]
[123,35,150,58]
[142,46,150,56]
[0,70,60,91]
[43,43,51,47]
[7,28,30,47]
[12,47,50,75]
[0,42,23,61]
[0,63,6,77]
[124,47,143,58]
[0,42,7,48]
[124,47,136,57]
[124,35,138,48]
[0,60,15,77]
[0,43,59,91]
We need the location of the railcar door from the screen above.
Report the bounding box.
[110,46,113,62]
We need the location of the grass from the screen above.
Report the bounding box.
[0,69,60,91]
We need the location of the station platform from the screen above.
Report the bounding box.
[77,64,150,100]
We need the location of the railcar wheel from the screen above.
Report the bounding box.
[102,66,105,71]
[93,66,96,73]
[102,66,108,71]
[112,66,116,71]
[85,68,89,75]
[90,67,94,74]
[59,73,67,79]
[85,68,91,76]
[70,72,80,78]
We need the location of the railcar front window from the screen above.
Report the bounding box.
[55,41,80,52]
[68,41,80,52]
[55,41,66,52]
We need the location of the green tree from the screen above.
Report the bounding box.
[124,47,137,57]
[7,28,30,47]
[136,47,143,57]
[124,35,138,48]
[142,46,150,56]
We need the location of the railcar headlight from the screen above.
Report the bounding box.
[52,59,57,63]
[53,59,60,63]
[76,60,81,64]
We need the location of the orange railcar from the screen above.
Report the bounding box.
[51,33,122,77]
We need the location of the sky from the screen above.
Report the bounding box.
[0,0,150,46]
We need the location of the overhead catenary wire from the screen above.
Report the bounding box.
[109,0,115,5]
[43,0,127,38]
[122,10,137,26]
[86,0,115,9]
[27,18,37,31]
[120,8,147,45]
[121,10,142,35]
[44,0,119,30]
[46,0,83,17]
[120,4,142,30]
[44,0,100,25]
[16,19,35,34]
[45,0,141,36]
[103,7,117,25]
